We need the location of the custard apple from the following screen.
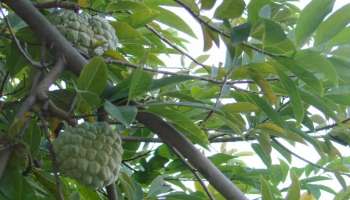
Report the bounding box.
[52,122,123,188]
[49,10,118,56]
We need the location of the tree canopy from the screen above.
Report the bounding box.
[1,0,350,199]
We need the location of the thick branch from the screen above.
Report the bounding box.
[136,112,248,200]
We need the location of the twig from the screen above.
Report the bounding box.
[307,118,350,134]
[16,57,65,120]
[145,24,210,72]
[122,150,153,162]
[201,67,235,125]
[107,58,281,85]
[0,72,9,96]
[0,4,44,68]
[48,100,76,126]
[122,162,139,172]
[36,57,65,100]
[172,0,288,58]
[38,112,65,200]
[106,184,118,200]
[167,145,216,200]
[272,138,350,177]
[15,71,42,119]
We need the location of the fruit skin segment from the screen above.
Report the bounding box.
[49,10,118,56]
[52,122,123,189]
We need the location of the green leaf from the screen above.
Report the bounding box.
[189,55,209,69]
[107,1,149,11]
[129,10,158,28]
[128,68,153,100]
[77,89,101,108]
[77,56,107,95]
[249,94,284,127]
[295,0,335,46]
[300,91,337,120]
[261,19,287,44]
[153,7,196,37]
[110,21,144,42]
[231,23,251,45]
[201,24,214,51]
[295,50,338,85]
[147,176,172,198]
[260,177,275,200]
[108,74,192,101]
[166,192,207,200]
[221,102,259,113]
[275,66,304,124]
[271,141,291,162]
[315,4,350,45]
[147,107,209,147]
[252,143,271,167]
[248,68,277,104]
[78,0,89,7]
[119,171,144,200]
[200,0,216,10]
[258,132,272,155]
[23,121,41,156]
[247,0,271,23]
[335,186,350,200]
[5,42,27,75]
[77,184,100,200]
[325,27,350,48]
[214,0,245,20]
[107,1,158,27]
[104,101,137,127]
[286,172,300,200]
[275,58,323,96]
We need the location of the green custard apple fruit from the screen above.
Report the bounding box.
[52,122,123,188]
[49,10,118,56]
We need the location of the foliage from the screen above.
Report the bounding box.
[1,0,350,199]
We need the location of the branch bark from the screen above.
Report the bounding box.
[3,1,249,199]
[136,112,248,200]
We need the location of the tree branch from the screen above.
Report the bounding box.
[106,184,118,200]
[168,145,216,200]
[107,58,281,85]
[145,24,210,72]
[272,138,350,177]
[136,111,248,200]
[38,112,65,200]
